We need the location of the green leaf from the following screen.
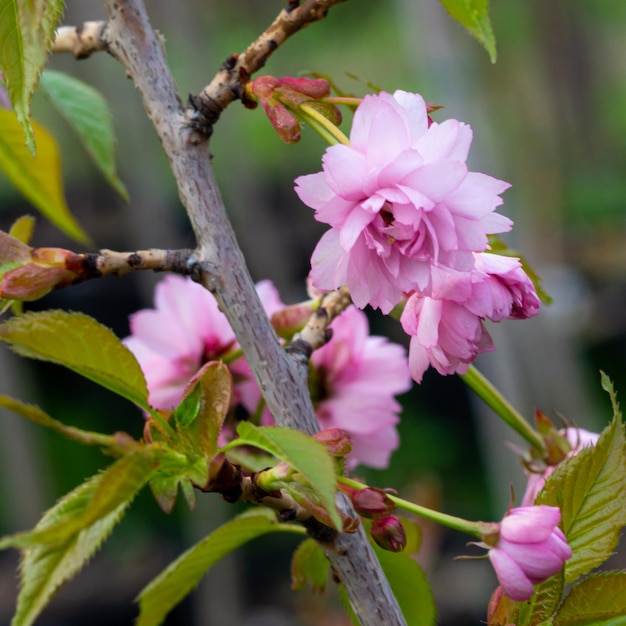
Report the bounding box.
[173,382,202,429]
[224,422,341,530]
[0,310,151,411]
[0,394,116,448]
[39,70,129,199]
[537,384,626,583]
[0,110,90,243]
[0,0,65,152]
[517,570,564,626]
[175,361,232,458]
[1,451,155,549]
[290,538,330,592]
[136,509,305,626]
[8,215,36,244]
[372,539,436,626]
[439,0,497,63]
[554,572,626,626]
[2,457,150,626]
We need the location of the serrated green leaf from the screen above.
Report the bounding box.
[554,571,626,626]
[0,310,152,411]
[290,537,330,592]
[39,70,129,199]
[0,110,90,243]
[372,539,436,626]
[0,0,65,152]
[4,460,145,626]
[224,423,341,530]
[1,451,155,549]
[517,570,564,626]
[136,509,305,626]
[537,405,626,583]
[0,394,116,448]
[439,0,497,63]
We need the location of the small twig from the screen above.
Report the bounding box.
[286,286,352,368]
[185,0,348,138]
[64,248,194,279]
[52,22,108,59]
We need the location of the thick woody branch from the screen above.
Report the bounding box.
[186,0,348,136]
[102,2,405,624]
[52,22,108,58]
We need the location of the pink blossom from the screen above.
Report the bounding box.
[400,253,540,383]
[308,306,411,468]
[488,506,572,601]
[126,277,410,469]
[124,275,280,413]
[521,427,599,507]
[295,90,512,313]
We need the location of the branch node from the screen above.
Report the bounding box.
[285,338,313,365]
[185,253,204,282]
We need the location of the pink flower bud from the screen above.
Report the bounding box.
[352,487,395,519]
[487,506,572,601]
[313,428,352,458]
[370,515,406,552]
[247,75,340,143]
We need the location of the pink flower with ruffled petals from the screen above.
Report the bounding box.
[521,427,599,507]
[295,90,512,313]
[124,275,281,413]
[487,506,572,601]
[308,306,411,468]
[471,252,541,322]
[400,253,540,383]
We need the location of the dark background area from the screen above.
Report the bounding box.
[1,1,625,624]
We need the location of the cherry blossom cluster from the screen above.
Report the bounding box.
[124,274,410,469]
[295,90,540,382]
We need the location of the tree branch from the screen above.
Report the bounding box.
[52,22,108,58]
[102,2,406,624]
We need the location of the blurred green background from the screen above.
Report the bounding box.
[1,1,626,624]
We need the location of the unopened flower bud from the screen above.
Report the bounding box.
[352,487,395,519]
[247,75,340,144]
[313,428,352,458]
[370,515,406,552]
[486,506,572,601]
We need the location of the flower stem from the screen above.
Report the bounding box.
[460,365,547,455]
[324,96,362,108]
[338,476,483,538]
[299,102,350,146]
